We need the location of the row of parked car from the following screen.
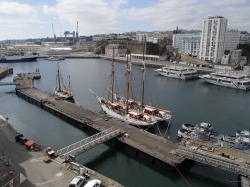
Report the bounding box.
[69,176,101,187]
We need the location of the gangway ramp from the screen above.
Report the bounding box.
[176,144,250,177]
[57,126,122,159]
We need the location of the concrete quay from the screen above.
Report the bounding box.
[16,87,185,169]
[0,115,124,187]
[0,67,13,79]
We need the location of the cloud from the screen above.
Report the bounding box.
[122,0,250,31]
[43,0,127,34]
[0,1,44,27]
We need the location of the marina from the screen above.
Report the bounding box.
[0,59,250,186]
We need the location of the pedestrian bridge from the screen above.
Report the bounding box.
[176,145,250,177]
[0,82,19,86]
[57,126,122,159]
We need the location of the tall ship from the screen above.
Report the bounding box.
[199,71,250,90]
[0,52,37,63]
[155,65,199,80]
[54,63,74,102]
[91,42,171,126]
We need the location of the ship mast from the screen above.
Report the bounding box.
[68,75,71,96]
[57,62,61,91]
[111,47,115,103]
[141,35,146,110]
[126,43,131,114]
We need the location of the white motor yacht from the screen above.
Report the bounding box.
[199,71,250,90]
[155,65,199,80]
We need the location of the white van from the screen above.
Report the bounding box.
[84,179,101,187]
[69,176,85,187]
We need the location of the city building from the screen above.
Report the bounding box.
[199,16,228,63]
[221,49,242,65]
[240,34,250,44]
[105,44,126,57]
[224,29,240,50]
[178,35,201,57]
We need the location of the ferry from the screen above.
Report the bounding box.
[0,53,38,63]
[155,65,199,80]
[199,71,250,90]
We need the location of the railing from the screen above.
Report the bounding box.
[57,126,122,159]
[176,146,250,177]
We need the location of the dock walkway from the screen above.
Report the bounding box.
[17,87,185,168]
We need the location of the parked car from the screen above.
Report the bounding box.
[84,179,101,187]
[69,176,85,187]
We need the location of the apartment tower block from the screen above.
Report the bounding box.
[199,16,228,63]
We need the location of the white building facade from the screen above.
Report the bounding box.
[199,16,228,63]
[178,35,201,57]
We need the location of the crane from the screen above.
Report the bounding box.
[52,23,56,43]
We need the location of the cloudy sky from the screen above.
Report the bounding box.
[1,0,250,40]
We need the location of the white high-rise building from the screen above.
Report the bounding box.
[199,16,228,63]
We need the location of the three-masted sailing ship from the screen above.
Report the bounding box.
[54,62,75,102]
[91,40,171,126]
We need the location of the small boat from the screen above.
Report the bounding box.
[199,71,250,90]
[45,56,59,61]
[34,69,41,79]
[58,56,65,60]
[54,63,74,102]
[182,123,195,131]
[155,65,199,80]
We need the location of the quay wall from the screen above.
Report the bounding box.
[0,67,13,79]
[16,88,184,170]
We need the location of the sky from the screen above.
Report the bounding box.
[0,0,250,41]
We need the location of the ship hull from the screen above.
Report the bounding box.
[200,76,250,90]
[101,103,155,126]
[0,56,38,63]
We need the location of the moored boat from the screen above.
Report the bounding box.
[199,71,250,90]
[54,63,74,102]
[178,122,250,152]
[34,69,41,79]
[0,53,38,63]
[91,40,171,126]
[45,56,59,61]
[155,65,199,80]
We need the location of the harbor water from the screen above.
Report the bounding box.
[0,58,249,187]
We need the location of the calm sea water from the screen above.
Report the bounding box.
[0,58,249,187]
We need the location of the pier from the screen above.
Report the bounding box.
[0,67,13,79]
[16,87,185,169]
[12,73,250,180]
